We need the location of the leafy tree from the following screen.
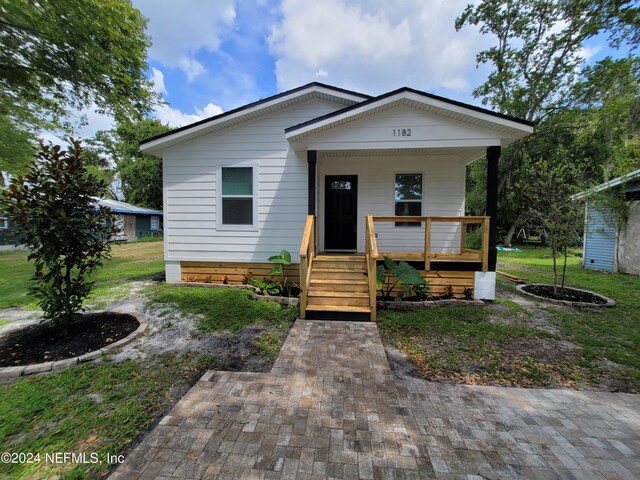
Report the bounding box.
[457,0,639,245]
[520,159,583,293]
[89,119,170,209]
[0,0,158,174]
[1,139,116,335]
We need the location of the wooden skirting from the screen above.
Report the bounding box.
[423,270,474,297]
[181,261,300,285]
[385,270,475,298]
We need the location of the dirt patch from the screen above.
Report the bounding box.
[490,287,561,334]
[0,312,139,366]
[502,337,578,363]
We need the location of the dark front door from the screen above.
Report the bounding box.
[325,175,357,250]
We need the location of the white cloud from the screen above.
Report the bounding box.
[578,45,603,62]
[150,68,168,96]
[133,0,236,81]
[154,101,223,128]
[267,0,491,97]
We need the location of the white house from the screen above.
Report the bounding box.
[141,83,533,319]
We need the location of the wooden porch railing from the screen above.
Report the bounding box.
[366,215,491,271]
[298,215,316,319]
[365,215,379,321]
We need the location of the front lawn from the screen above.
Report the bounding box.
[0,353,217,480]
[0,240,297,478]
[380,247,640,392]
[0,241,164,311]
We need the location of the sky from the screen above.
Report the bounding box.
[57,0,625,141]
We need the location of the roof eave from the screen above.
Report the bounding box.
[140,83,371,155]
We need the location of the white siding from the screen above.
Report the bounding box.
[317,153,466,253]
[164,98,344,263]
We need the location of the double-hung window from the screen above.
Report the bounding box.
[150,215,160,231]
[220,167,255,226]
[395,173,422,227]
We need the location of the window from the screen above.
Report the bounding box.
[150,215,160,231]
[331,180,352,190]
[0,217,8,230]
[395,173,422,227]
[220,167,254,226]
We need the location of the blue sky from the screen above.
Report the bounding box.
[61,0,629,139]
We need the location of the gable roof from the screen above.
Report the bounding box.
[97,198,163,216]
[573,168,640,200]
[285,87,533,144]
[140,83,371,155]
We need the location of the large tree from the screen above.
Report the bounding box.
[457,0,639,244]
[0,0,158,176]
[89,119,170,210]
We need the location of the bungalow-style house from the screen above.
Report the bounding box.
[98,199,163,241]
[140,83,533,319]
[574,168,640,275]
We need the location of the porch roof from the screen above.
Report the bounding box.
[285,88,533,151]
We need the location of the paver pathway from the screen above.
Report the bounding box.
[112,320,640,479]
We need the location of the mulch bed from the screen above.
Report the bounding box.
[521,284,608,304]
[0,312,139,367]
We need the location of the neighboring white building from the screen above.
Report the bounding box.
[141,83,533,318]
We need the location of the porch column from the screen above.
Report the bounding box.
[486,146,500,271]
[307,150,317,215]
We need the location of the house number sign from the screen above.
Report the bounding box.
[393,128,412,137]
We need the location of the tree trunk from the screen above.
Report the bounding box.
[561,248,568,293]
[551,244,558,294]
[504,221,518,247]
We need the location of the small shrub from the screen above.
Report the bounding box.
[374,256,426,300]
[465,227,483,250]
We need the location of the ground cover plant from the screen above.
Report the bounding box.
[380,246,639,392]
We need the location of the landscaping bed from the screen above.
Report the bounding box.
[0,312,139,366]
[518,283,615,306]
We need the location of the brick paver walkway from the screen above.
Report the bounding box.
[112,320,640,479]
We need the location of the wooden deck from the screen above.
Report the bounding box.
[299,215,491,320]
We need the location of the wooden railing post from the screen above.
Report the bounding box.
[299,215,315,319]
[300,255,308,319]
[460,222,467,253]
[366,215,378,321]
[424,217,432,271]
[481,216,490,272]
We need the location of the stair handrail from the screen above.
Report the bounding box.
[365,215,378,321]
[299,215,315,319]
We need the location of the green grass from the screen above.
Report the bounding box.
[498,246,640,385]
[0,242,164,310]
[0,319,12,328]
[0,353,217,480]
[379,246,640,391]
[0,251,35,309]
[149,285,297,333]
[378,305,563,386]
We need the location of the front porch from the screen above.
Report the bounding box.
[299,214,491,320]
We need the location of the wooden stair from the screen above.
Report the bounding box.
[305,255,372,316]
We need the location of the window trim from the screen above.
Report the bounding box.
[216,163,259,231]
[393,172,424,228]
[150,215,160,231]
